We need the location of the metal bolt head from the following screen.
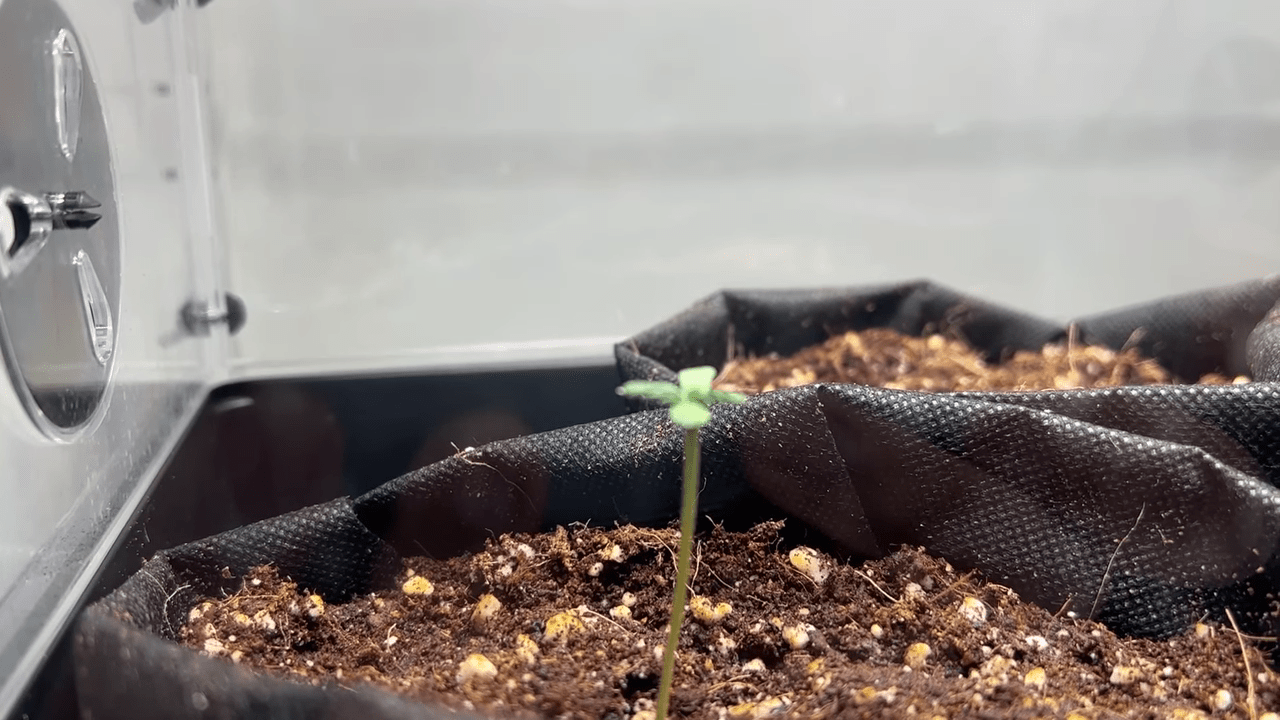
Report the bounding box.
[0,187,52,264]
[47,191,101,230]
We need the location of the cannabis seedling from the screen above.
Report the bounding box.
[617,366,745,720]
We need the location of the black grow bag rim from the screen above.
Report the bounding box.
[613,277,1280,393]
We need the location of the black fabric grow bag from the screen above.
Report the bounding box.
[77,278,1280,719]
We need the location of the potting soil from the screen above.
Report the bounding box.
[713,326,1246,395]
[181,522,1277,720]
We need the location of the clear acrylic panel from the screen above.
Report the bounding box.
[200,0,1280,379]
[0,0,226,712]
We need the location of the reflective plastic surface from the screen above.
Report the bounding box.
[51,28,82,163]
[0,0,225,714]
[0,0,118,434]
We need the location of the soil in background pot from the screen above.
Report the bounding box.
[181,522,1276,720]
[713,328,1249,394]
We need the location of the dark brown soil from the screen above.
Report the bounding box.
[714,327,1248,394]
[182,522,1278,719]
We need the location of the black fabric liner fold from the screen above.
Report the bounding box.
[77,277,1280,719]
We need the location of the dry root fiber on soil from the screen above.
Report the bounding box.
[713,327,1247,394]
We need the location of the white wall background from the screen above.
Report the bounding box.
[200,0,1280,377]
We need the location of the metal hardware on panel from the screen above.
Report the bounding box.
[181,292,248,337]
[0,0,120,435]
[47,191,103,230]
[0,188,52,273]
[133,0,175,24]
[134,0,218,25]
[1,188,102,277]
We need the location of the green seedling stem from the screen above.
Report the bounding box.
[617,366,745,720]
[659,427,698,720]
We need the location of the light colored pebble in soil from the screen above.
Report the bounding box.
[690,596,732,624]
[1023,635,1048,652]
[729,695,790,719]
[515,634,539,665]
[401,576,433,596]
[788,547,829,585]
[852,686,903,707]
[189,603,211,622]
[958,597,987,626]
[456,653,497,685]
[903,642,931,670]
[782,624,811,650]
[1023,667,1046,691]
[471,594,502,623]
[714,634,737,655]
[544,610,585,643]
[1109,665,1140,686]
[251,610,276,635]
[304,595,325,618]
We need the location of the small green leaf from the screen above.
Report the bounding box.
[618,366,742,430]
[617,380,681,404]
[669,400,712,429]
[708,389,746,404]
[677,366,717,395]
